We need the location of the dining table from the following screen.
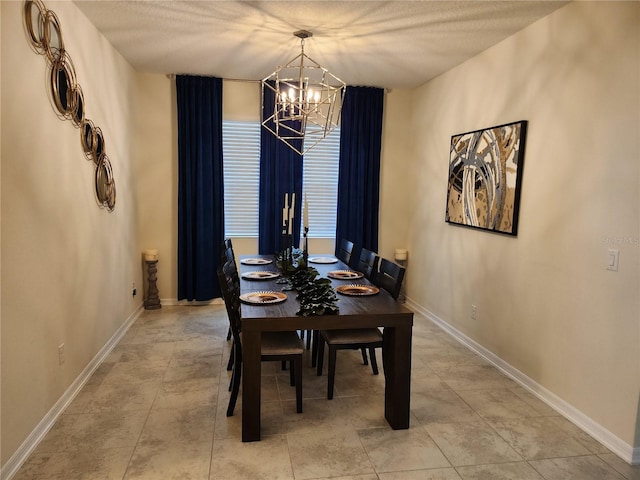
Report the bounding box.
[238,254,414,442]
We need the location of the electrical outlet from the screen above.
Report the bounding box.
[132,282,137,297]
[471,304,477,321]
[58,343,65,365]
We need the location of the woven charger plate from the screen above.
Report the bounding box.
[239,291,287,304]
[328,270,364,280]
[335,284,379,296]
[241,271,280,280]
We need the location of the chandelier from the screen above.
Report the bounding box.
[261,30,346,156]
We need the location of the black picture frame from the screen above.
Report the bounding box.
[445,120,527,236]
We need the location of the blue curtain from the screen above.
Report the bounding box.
[335,86,384,255]
[258,83,303,254]
[176,75,224,300]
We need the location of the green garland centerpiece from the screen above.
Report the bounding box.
[275,247,305,274]
[279,266,339,316]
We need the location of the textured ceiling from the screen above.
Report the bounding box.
[73,1,567,89]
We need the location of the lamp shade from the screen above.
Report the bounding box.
[394,248,408,261]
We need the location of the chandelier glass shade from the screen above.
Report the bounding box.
[261,30,346,156]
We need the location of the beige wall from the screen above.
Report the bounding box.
[134,74,176,301]
[404,0,639,457]
[2,0,639,471]
[1,0,142,466]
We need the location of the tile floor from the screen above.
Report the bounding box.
[12,304,640,480]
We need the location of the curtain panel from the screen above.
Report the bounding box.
[335,86,385,257]
[176,75,224,301]
[258,83,304,254]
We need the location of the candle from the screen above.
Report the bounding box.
[282,193,288,229]
[303,193,309,229]
[291,193,296,235]
[288,205,294,235]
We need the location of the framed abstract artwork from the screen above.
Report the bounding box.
[445,120,527,236]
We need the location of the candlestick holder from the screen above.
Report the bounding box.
[280,225,294,275]
[144,259,162,310]
[302,227,309,268]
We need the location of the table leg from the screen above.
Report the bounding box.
[382,323,412,429]
[242,330,261,441]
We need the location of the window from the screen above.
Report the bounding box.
[301,129,340,238]
[222,120,340,238]
[222,120,260,237]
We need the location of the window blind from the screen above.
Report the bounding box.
[302,128,340,238]
[222,120,260,237]
[222,120,339,238]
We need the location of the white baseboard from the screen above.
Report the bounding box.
[0,305,144,480]
[405,296,639,466]
[161,297,224,306]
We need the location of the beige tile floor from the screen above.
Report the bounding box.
[13,304,640,480]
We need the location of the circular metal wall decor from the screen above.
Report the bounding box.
[24,0,46,54]
[71,84,85,127]
[50,50,77,119]
[43,9,63,64]
[95,154,116,212]
[23,0,116,212]
[81,119,95,160]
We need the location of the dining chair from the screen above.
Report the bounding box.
[315,257,408,399]
[373,258,406,300]
[220,238,237,369]
[335,238,355,266]
[354,247,379,280]
[316,326,383,400]
[349,246,381,365]
[217,260,304,416]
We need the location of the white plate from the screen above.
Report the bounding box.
[308,257,338,264]
[241,271,280,280]
[241,258,273,265]
[239,291,287,305]
[328,270,364,280]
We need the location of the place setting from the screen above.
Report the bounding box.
[241,271,280,280]
[335,284,380,296]
[327,270,364,280]
[241,257,273,265]
[239,291,288,305]
[308,256,338,264]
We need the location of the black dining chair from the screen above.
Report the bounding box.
[374,258,406,300]
[217,260,304,416]
[316,326,383,400]
[354,247,379,280]
[350,247,381,365]
[220,238,237,369]
[335,239,355,266]
[316,256,407,400]
[221,238,235,265]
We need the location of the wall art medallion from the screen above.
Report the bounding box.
[23,0,116,211]
[445,120,527,236]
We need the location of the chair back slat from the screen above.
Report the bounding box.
[355,248,379,280]
[374,258,405,300]
[336,239,355,266]
[217,260,242,342]
[221,238,236,264]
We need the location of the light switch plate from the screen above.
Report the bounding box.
[607,249,619,271]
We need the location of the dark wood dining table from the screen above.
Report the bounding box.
[238,254,414,442]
